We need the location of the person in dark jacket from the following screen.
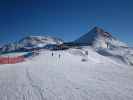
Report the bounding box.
[59,54,61,58]
[52,52,54,56]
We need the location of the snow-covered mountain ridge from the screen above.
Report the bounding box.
[74,27,128,49]
[0,35,63,53]
[73,27,133,66]
[0,27,130,53]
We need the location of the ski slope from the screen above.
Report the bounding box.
[0,49,133,100]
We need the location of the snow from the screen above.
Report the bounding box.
[19,35,63,47]
[0,49,133,100]
[0,35,63,53]
[97,47,133,65]
[74,27,127,49]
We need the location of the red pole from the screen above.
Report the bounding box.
[8,56,9,64]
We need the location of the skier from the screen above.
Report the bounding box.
[85,51,88,56]
[52,52,54,56]
[59,54,61,58]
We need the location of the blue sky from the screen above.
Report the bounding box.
[0,0,133,46]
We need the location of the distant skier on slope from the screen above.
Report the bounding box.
[52,52,54,56]
[85,51,88,56]
[59,54,61,58]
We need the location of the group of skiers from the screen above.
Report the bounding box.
[51,52,61,58]
[51,50,88,59]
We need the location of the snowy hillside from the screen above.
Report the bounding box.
[0,49,133,100]
[74,27,127,49]
[74,27,133,66]
[0,35,63,53]
[19,35,63,47]
[97,47,133,65]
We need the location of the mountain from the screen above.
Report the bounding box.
[18,35,63,48]
[0,27,132,65]
[74,27,133,65]
[74,27,128,49]
[0,35,63,53]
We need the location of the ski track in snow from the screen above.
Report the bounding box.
[25,68,46,100]
[0,50,133,100]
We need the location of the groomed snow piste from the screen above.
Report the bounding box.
[0,48,133,100]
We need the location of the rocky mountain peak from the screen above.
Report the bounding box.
[74,27,127,49]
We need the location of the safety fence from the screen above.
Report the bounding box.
[0,52,39,64]
[0,56,25,64]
